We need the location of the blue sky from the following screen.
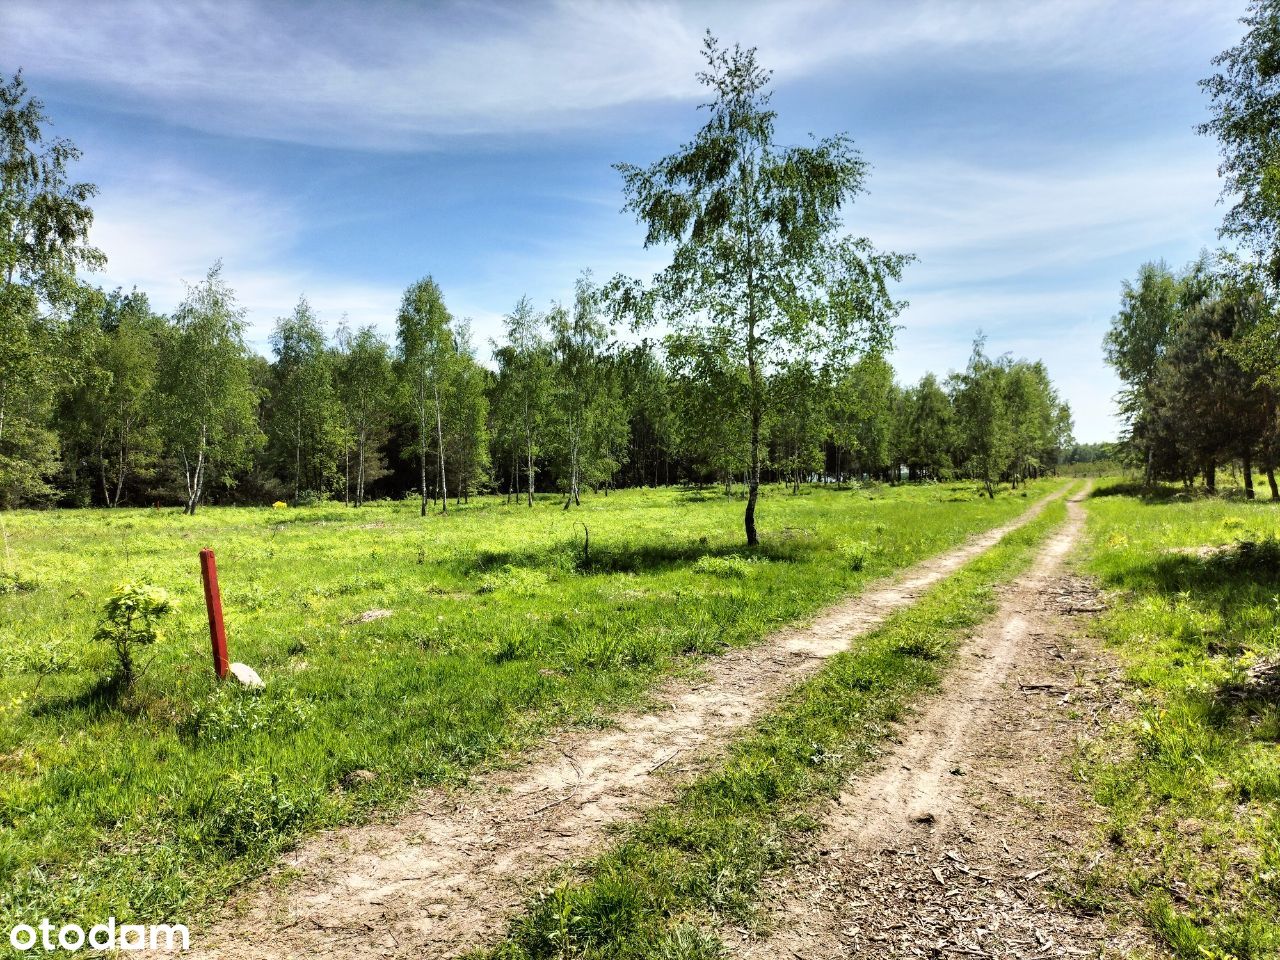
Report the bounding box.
[1,0,1248,441]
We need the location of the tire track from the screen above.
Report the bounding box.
[195,485,1072,960]
[726,482,1156,958]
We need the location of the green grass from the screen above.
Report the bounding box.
[0,480,1052,932]
[475,489,1074,960]
[1079,479,1280,959]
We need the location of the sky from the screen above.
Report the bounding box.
[0,0,1251,442]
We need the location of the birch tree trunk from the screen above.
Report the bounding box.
[184,424,208,515]
[99,440,110,507]
[744,276,761,546]
[356,430,366,507]
[418,395,428,517]
[293,413,302,503]
[434,384,448,513]
[526,432,535,507]
[112,417,130,508]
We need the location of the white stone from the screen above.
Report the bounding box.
[347,608,393,624]
[228,662,265,688]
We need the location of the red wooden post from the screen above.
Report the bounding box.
[200,548,230,679]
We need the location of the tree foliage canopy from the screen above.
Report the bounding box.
[614,33,910,543]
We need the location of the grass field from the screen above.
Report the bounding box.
[0,481,1051,931]
[1079,481,1280,959]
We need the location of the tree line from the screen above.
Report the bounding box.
[1105,1,1280,498]
[1105,253,1279,496]
[6,262,1074,512]
[2,40,1074,534]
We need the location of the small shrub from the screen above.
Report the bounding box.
[185,686,312,743]
[92,582,175,686]
[0,570,36,594]
[692,554,758,578]
[1232,534,1280,570]
[207,771,317,853]
[839,541,873,571]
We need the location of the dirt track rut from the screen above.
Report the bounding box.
[196,486,1071,960]
[727,481,1158,958]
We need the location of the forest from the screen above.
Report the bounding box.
[1105,252,1280,495]
[1,63,1073,526]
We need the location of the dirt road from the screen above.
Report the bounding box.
[195,487,1071,959]
[727,482,1157,958]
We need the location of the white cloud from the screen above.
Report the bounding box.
[88,167,403,347]
[858,145,1223,281]
[1,0,1244,148]
[84,162,652,359]
[842,143,1228,441]
[89,167,294,300]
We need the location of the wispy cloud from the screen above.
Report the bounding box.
[85,161,650,355]
[90,166,295,297]
[861,148,1222,283]
[89,167,402,346]
[2,0,1242,148]
[843,141,1227,441]
[84,132,1228,440]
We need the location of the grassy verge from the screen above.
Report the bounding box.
[0,481,1054,931]
[1078,479,1280,959]
[475,489,1073,960]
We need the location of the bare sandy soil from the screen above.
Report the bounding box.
[193,488,1069,960]
[724,484,1161,959]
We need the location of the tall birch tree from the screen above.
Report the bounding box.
[156,263,261,514]
[59,289,162,506]
[443,320,490,503]
[335,323,393,507]
[396,277,455,516]
[548,273,624,507]
[951,339,1012,499]
[268,297,341,502]
[494,296,550,506]
[614,34,908,544]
